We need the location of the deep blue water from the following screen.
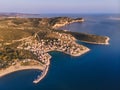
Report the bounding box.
[0,14,120,90]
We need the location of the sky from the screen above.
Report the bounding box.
[0,0,119,14]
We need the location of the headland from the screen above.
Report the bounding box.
[0,15,110,83]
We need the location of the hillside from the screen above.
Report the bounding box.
[0,17,109,69]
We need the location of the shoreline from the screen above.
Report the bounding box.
[0,46,89,83]
[62,29,110,45]
[78,36,110,45]
[33,65,49,83]
[0,16,111,85]
[33,56,50,83]
[52,19,84,29]
[55,48,90,57]
[0,61,45,78]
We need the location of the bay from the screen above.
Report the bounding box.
[0,14,120,90]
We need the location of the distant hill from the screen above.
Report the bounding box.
[0,13,40,18]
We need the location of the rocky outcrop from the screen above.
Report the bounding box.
[49,17,84,29]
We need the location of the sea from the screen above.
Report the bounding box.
[0,14,120,90]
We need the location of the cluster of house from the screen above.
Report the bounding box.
[19,41,51,64]
[17,32,88,65]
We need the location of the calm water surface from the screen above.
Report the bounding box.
[0,14,120,90]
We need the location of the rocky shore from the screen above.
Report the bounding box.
[51,17,85,29]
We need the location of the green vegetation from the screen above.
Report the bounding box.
[68,32,108,44]
[0,46,37,69]
[0,17,109,69]
[49,17,72,26]
[54,29,108,44]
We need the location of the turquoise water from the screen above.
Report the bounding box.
[0,14,120,90]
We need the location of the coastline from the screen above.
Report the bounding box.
[32,47,90,83]
[33,56,50,83]
[33,65,49,83]
[77,36,110,45]
[0,61,45,78]
[52,19,84,29]
[0,36,107,84]
[0,32,107,84]
[55,48,90,57]
[0,16,110,84]
[0,46,89,83]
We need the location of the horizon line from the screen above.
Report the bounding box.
[0,12,120,15]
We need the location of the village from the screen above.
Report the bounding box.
[18,31,89,65]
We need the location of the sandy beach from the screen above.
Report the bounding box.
[0,62,45,78]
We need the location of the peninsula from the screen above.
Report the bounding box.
[0,15,110,83]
